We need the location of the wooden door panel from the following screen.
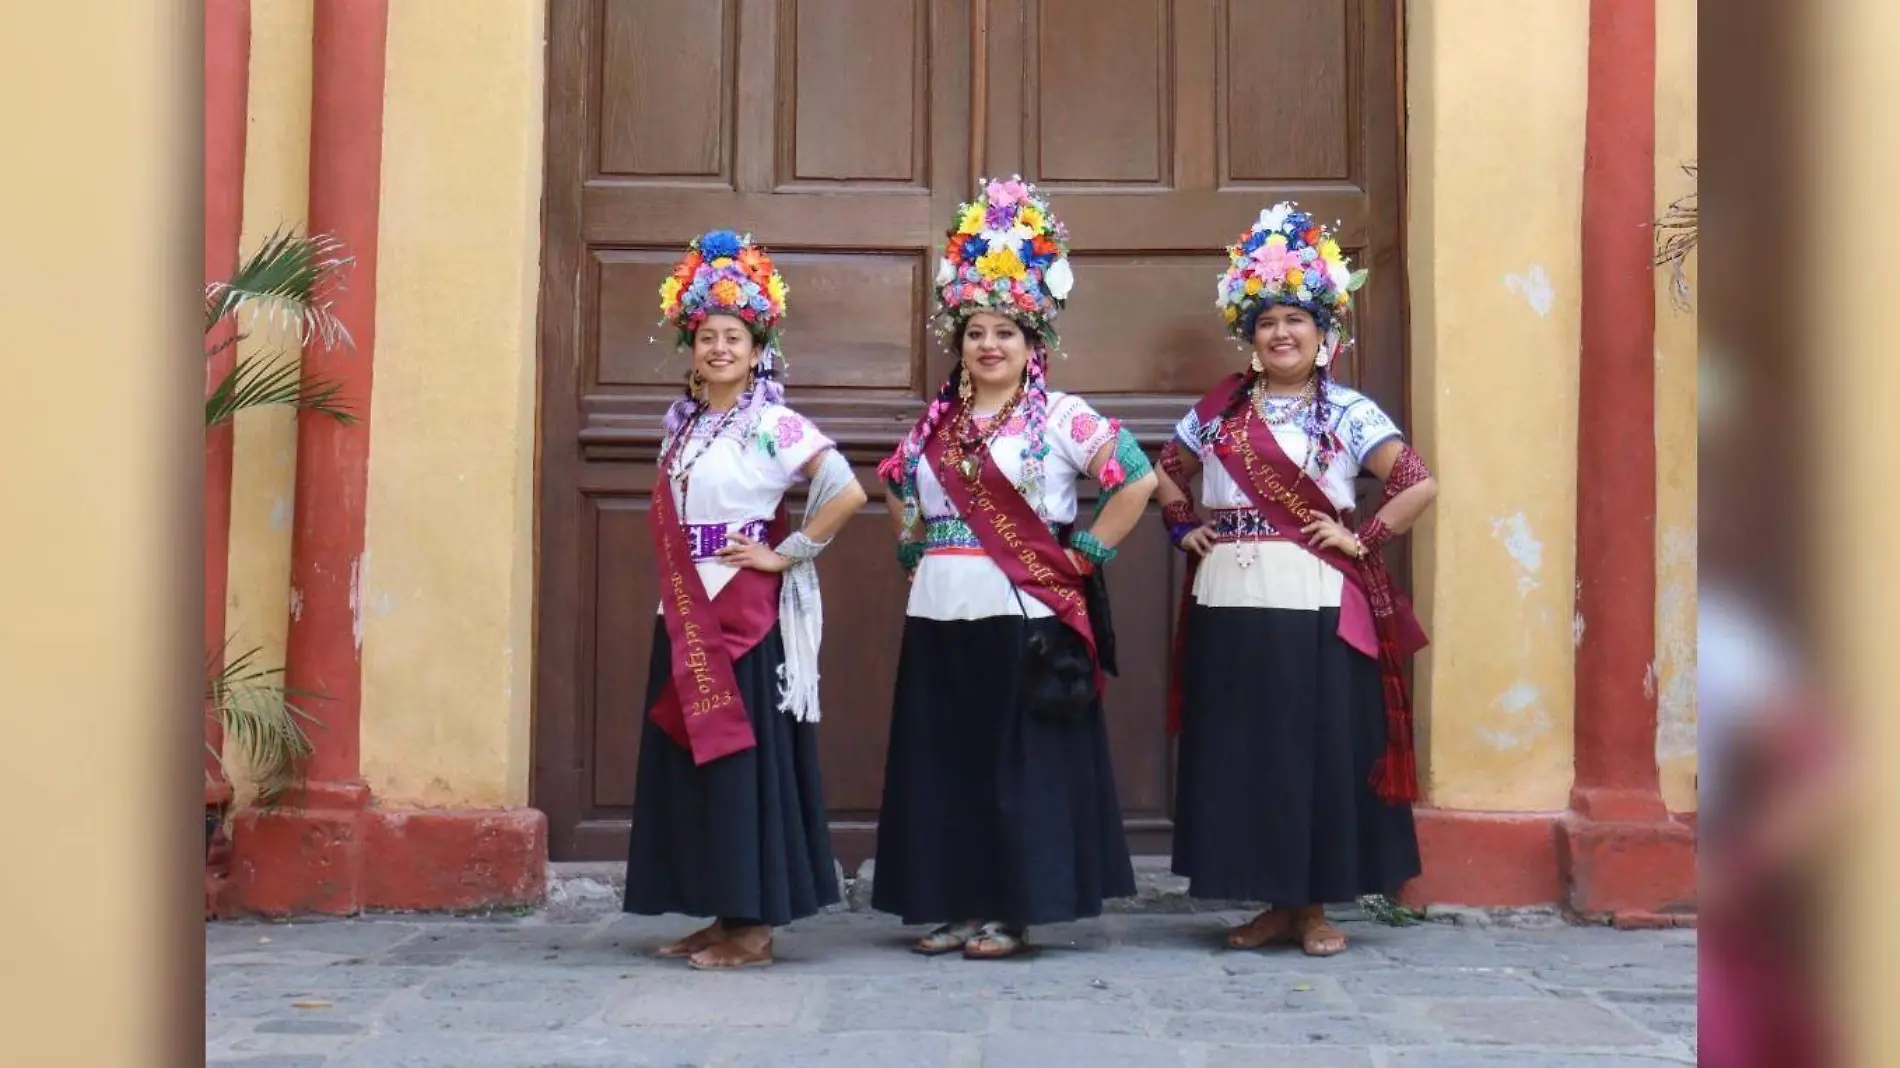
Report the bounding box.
[599,0,735,181]
[539,0,1407,863]
[783,0,931,185]
[1222,0,1354,182]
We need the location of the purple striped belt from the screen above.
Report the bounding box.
[686,519,769,561]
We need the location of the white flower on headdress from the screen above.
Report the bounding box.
[1259,203,1291,232]
[936,256,955,285]
[1045,258,1074,300]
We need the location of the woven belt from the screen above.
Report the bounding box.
[1211,508,1286,541]
[686,519,769,561]
[921,516,1063,554]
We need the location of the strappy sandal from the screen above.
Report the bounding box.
[686,931,774,970]
[962,922,1031,960]
[656,921,725,958]
[1225,908,1296,950]
[912,920,985,956]
[1293,913,1348,957]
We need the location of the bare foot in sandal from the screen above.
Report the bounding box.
[687,925,774,970]
[1226,908,1294,950]
[913,920,984,956]
[656,920,725,958]
[963,922,1031,960]
[1290,906,1347,957]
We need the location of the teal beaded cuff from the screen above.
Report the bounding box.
[1070,530,1117,567]
[896,540,925,572]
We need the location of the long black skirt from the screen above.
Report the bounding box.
[872,615,1136,927]
[1170,602,1422,905]
[623,625,840,926]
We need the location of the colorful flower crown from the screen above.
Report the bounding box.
[932,176,1073,344]
[1215,202,1367,338]
[658,229,789,348]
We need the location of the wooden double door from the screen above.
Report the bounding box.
[535,0,1408,863]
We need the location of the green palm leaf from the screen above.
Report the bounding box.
[204,227,353,349]
[205,643,324,803]
[204,352,355,429]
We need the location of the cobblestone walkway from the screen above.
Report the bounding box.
[207,909,1697,1067]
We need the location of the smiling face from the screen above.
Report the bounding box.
[691,313,760,391]
[959,311,1033,397]
[1250,303,1324,383]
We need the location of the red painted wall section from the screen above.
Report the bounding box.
[282,0,389,792]
[203,0,251,788]
[1559,0,1695,921]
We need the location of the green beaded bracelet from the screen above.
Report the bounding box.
[896,540,925,572]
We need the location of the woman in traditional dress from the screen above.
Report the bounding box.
[870,177,1157,960]
[623,229,867,970]
[1154,203,1437,957]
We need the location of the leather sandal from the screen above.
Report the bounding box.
[962,922,1031,960]
[687,931,774,970]
[912,920,984,956]
[656,921,725,958]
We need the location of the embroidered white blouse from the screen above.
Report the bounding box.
[907,390,1118,622]
[660,403,833,602]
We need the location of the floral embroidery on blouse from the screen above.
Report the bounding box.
[775,411,809,451]
[1069,411,1101,445]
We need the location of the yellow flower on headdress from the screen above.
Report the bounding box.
[766,273,788,307]
[1267,233,1288,247]
[976,245,1027,281]
[1287,268,1306,287]
[711,278,743,306]
[957,202,984,235]
[1244,277,1263,296]
[1222,304,1239,323]
[1017,205,1045,231]
[1319,238,1341,262]
[712,256,733,268]
[659,276,683,313]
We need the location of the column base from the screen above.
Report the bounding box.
[1556,802,1697,921]
[1400,808,1562,908]
[224,786,547,917]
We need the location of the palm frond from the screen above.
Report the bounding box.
[204,351,356,429]
[205,227,354,350]
[206,643,325,802]
[1654,162,1698,310]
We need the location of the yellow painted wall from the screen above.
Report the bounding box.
[356,0,546,808]
[1653,0,1698,814]
[1405,0,1588,811]
[225,0,314,801]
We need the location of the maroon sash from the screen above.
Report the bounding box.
[646,433,788,766]
[922,404,1100,686]
[1168,373,1428,803]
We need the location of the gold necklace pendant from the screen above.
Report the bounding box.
[958,454,982,481]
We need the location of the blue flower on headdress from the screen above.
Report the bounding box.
[697,229,744,259]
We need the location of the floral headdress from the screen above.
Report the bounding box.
[658,229,791,437]
[932,175,1074,345]
[881,178,1076,532]
[1216,202,1367,360]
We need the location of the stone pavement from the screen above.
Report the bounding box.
[206,908,1697,1067]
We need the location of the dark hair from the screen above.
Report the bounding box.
[1241,299,1334,339]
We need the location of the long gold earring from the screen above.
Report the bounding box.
[957,366,974,405]
[689,370,706,401]
[1249,351,1264,374]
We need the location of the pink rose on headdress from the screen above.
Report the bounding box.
[989,179,1028,207]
